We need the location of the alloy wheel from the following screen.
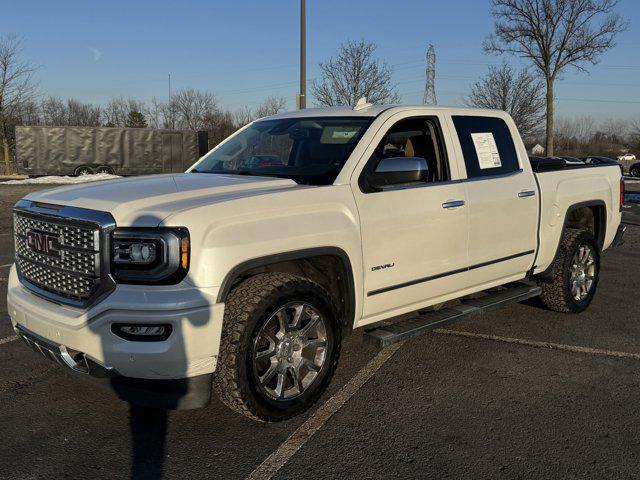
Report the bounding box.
[252,302,328,401]
[569,244,596,302]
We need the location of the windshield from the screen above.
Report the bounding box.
[192,117,373,185]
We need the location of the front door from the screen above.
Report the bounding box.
[353,115,469,324]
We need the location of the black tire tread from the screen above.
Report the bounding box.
[213,272,341,422]
[537,228,597,313]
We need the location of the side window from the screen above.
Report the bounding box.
[360,117,449,192]
[452,116,519,179]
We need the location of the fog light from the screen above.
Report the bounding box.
[112,324,172,341]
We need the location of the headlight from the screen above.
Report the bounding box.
[110,228,189,284]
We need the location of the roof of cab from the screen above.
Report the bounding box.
[263,104,504,121]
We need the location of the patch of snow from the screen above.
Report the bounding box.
[1,173,120,185]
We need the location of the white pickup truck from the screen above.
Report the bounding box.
[7,104,625,421]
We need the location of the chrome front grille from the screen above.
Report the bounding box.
[14,211,101,302]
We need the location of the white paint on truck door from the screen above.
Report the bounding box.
[352,113,469,324]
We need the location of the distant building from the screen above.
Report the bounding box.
[531,144,545,155]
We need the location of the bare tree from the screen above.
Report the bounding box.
[203,110,236,146]
[41,96,66,126]
[170,88,218,131]
[312,40,401,106]
[234,105,254,127]
[254,96,287,118]
[485,0,627,156]
[103,97,146,127]
[66,99,101,126]
[600,118,629,142]
[631,118,640,140]
[465,63,545,140]
[145,97,166,129]
[555,115,596,144]
[0,35,38,173]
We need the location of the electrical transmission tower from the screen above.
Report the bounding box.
[423,44,437,105]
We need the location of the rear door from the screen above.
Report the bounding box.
[352,113,469,324]
[449,115,538,288]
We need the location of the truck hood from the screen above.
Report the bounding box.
[24,173,304,226]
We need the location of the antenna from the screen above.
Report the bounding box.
[423,44,437,105]
[353,97,373,111]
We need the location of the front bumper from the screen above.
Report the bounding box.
[7,265,225,409]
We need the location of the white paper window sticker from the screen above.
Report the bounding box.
[471,132,502,169]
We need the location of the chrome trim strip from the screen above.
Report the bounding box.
[371,169,525,194]
[368,250,536,296]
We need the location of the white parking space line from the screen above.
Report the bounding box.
[435,329,640,360]
[0,263,12,269]
[247,342,404,480]
[0,335,18,346]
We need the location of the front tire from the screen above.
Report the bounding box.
[213,273,341,422]
[630,165,640,178]
[537,229,600,313]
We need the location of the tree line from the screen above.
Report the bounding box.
[0,35,288,174]
[0,0,635,174]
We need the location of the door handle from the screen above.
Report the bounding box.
[442,200,465,209]
[518,190,536,198]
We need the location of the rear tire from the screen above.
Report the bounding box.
[536,228,600,313]
[95,166,115,175]
[630,165,640,178]
[213,273,341,422]
[74,165,94,176]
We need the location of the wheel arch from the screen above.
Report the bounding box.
[217,247,357,332]
[563,200,607,249]
[537,200,606,281]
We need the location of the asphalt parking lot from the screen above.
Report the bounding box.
[1,182,640,480]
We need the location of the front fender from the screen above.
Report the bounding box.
[162,185,364,318]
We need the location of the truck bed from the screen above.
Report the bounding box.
[532,163,623,274]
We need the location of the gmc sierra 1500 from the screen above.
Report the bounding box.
[7,103,625,421]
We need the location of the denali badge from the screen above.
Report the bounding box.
[371,262,395,272]
[26,230,61,258]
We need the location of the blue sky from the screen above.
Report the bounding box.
[3,0,639,119]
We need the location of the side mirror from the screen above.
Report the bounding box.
[366,156,429,190]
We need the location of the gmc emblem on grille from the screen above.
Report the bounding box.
[26,230,61,258]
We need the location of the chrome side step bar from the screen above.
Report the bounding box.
[364,282,542,348]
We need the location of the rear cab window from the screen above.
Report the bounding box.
[451,115,520,179]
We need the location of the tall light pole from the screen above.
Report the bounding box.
[298,0,306,109]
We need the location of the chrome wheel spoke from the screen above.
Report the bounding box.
[303,358,321,372]
[291,304,306,328]
[275,310,289,335]
[256,345,276,360]
[299,313,320,339]
[290,366,304,394]
[303,338,326,349]
[274,372,286,398]
[259,363,277,385]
